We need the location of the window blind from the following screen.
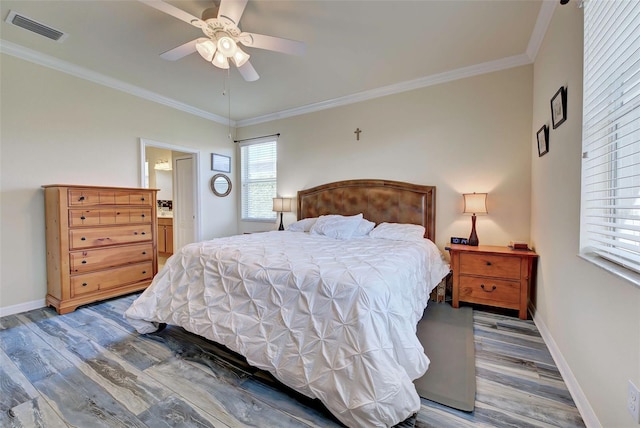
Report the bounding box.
[581,0,640,272]
[240,138,277,220]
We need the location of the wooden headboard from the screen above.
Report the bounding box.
[297,179,436,241]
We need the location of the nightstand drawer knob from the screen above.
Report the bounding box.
[481,284,497,292]
[486,261,492,266]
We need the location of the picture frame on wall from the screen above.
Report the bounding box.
[537,124,549,157]
[211,153,231,173]
[551,86,567,129]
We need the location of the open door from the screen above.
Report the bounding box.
[140,138,201,255]
[173,155,197,250]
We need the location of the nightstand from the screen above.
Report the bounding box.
[447,244,538,319]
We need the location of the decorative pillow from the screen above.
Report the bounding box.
[369,222,426,242]
[352,219,376,237]
[310,213,364,239]
[287,217,317,232]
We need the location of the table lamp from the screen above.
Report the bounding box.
[463,192,488,246]
[272,197,292,231]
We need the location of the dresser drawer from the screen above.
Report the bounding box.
[458,276,520,307]
[69,225,152,249]
[68,189,154,206]
[459,253,520,280]
[71,262,153,296]
[70,243,153,273]
[69,208,152,226]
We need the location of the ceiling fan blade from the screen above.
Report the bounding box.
[217,0,248,26]
[240,33,306,56]
[138,0,203,26]
[237,60,259,82]
[160,39,198,61]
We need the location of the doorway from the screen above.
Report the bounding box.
[140,138,201,267]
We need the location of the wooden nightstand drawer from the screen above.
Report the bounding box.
[459,253,520,280]
[459,276,520,308]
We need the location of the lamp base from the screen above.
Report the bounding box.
[468,214,479,246]
[278,212,284,231]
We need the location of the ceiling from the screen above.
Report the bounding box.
[0,0,551,126]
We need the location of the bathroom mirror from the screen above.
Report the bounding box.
[210,173,231,197]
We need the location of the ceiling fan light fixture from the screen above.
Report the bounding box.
[231,47,250,67]
[217,35,237,56]
[213,51,230,69]
[195,38,217,62]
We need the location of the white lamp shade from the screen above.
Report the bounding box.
[217,36,238,56]
[463,193,488,215]
[195,38,217,62]
[272,197,292,212]
[231,47,250,67]
[212,51,230,69]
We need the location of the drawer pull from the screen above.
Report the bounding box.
[142,270,147,274]
[142,251,147,255]
[79,196,85,201]
[81,237,86,241]
[134,232,138,235]
[480,284,497,292]
[141,214,145,218]
[81,260,87,264]
[141,197,145,201]
[82,282,88,287]
[141,232,146,235]
[80,216,86,220]
[486,261,492,266]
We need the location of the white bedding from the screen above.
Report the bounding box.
[125,231,450,427]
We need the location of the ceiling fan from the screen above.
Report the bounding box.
[139,0,306,81]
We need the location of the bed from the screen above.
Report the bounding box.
[125,179,450,427]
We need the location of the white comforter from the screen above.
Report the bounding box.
[125,231,450,427]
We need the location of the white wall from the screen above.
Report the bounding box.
[531,5,640,428]
[237,66,534,253]
[0,54,238,311]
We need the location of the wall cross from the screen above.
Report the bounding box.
[354,128,362,141]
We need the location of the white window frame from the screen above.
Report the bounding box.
[579,0,640,287]
[239,137,278,222]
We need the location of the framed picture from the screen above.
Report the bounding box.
[211,153,231,173]
[537,124,549,157]
[551,86,567,129]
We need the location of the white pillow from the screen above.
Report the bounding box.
[286,217,317,232]
[352,218,376,237]
[310,213,363,239]
[369,222,426,242]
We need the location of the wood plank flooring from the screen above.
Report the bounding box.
[0,294,585,427]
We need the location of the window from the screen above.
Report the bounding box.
[240,138,277,221]
[580,1,640,276]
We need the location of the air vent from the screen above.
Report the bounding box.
[5,11,68,42]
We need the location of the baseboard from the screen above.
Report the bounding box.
[530,306,601,428]
[0,299,46,317]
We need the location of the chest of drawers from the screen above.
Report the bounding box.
[43,185,158,314]
[447,244,538,319]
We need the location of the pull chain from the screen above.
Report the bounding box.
[223,68,231,140]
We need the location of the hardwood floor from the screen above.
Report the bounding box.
[0,294,585,427]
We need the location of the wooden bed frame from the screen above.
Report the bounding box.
[297,179,436,241]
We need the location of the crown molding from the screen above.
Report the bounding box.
[0,39,234,126]
[526,0,557,61]
[236,53,533,127]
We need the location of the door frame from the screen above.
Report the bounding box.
[139,138,201,243]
